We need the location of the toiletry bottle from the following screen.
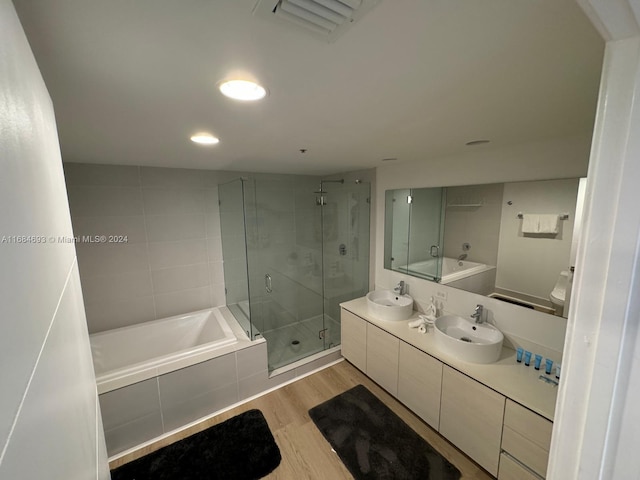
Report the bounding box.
[534,354,543,370]
[516,347,523,363]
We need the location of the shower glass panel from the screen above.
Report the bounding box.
[407,187,445,281]
[384,187,445,282]
[218,179,252,338]
[321,181,370,347]
[219,175,370,372]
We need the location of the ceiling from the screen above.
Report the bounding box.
[14,0,604,175]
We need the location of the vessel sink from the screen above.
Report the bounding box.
[434,314,504,364]
[366,290,414,321]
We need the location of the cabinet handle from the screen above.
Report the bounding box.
[265,274,272,293]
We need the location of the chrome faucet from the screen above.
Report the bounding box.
[394,281,406,296]
[470,304,484,323]
[457,253,467,261]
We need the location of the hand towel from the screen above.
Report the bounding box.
[537,214,560,234]
[521,214,560,235]
[521,214,539,234]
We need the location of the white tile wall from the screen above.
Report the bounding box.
[71,215,148,244]
[84,295,157,333]
[64,164,237,333]
[151,264,211,294]
[98,337,341,457]
[63,163,141,187]
[77,243,151,276]
[99,379,162,431]
[68,186,145,217]
[154,287,212,319]
[145,214,207,242]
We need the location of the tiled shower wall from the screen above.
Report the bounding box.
[64,163,238,333]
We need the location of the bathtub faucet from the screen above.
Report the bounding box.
[457,253,467,261]
[470,304,484,324]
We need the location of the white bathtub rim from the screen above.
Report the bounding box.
[398,257,496,284]
[95,336,235,390]
[441,263,496,284]
[90,307,232,340]
[96,337,264,395]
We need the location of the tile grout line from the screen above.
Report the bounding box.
[138,166,158,321]
[156,376,166,433]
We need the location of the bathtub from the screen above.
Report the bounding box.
[439,257,495,284]
[91,308,237,394]
[401,257,496,284]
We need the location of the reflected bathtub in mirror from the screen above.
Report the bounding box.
[384,178,587,319]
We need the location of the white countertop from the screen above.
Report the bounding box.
[341,297,559,421]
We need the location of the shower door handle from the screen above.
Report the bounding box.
[265,274,272,293]
[430,245,440,258]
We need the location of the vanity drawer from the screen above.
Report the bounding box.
[503,400,553,449]
[498,453,542,480]
[502,400,552,477]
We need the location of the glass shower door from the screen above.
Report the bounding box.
[219,175,372,372]
[407,187,445,281]
[250,176,325,371]
[321,181,370,348]
[383,187,444,281]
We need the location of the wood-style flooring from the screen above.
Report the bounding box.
[109,360,493,479]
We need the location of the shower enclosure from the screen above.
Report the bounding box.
[218,175,370,372]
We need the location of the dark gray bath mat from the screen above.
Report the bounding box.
[110,409,281,480]
[309,385,461,480]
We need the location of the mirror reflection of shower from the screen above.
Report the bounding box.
[218,175,370,372]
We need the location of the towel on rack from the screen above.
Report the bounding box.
[521,214,560,235]
[521,214,539,234]
[538,214,560,234]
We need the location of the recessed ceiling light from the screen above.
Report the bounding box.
[219,79,267,101]
[465,140,490,146]
[190,133,220,145]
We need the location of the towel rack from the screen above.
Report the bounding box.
[517,212,569,220]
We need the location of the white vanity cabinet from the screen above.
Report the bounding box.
[340,305,556,479]
[397,341,442,430]
[440,366,506,476]
[341,309,367,372]
[499,399,552,479]
[366,323,400,396]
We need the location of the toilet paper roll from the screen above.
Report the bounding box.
[418,324,427,334]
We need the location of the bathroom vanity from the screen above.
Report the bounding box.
[340,297,556,479]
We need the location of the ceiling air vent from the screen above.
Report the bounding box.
[253,0,381,43]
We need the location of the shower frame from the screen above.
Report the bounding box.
[218,175,370,372]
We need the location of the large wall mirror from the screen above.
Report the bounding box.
[384,178,587,319]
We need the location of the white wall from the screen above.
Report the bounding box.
[548,1,640,477]
[444,183,504,265]
[0,2,109,478]
[375,134,592,357]
[496,178,580,303]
